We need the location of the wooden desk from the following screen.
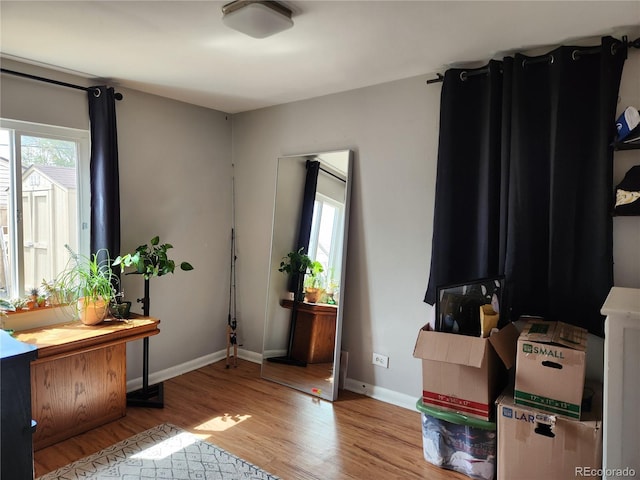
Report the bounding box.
[14,315,160,450]
[281,299,337,363]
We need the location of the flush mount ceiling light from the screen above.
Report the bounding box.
[222,1,294,39]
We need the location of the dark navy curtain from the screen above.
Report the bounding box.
[88,86,121,264]
[425,60,505,303]
[503,37,626,335]
[296,160,320,253]
[426,37,627,336]
[287,159,320,293]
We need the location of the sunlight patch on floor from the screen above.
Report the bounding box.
[195,413,252,433]
[130,432,198,460]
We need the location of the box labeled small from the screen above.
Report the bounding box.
[514,319,587,419]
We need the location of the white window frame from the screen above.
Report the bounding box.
[308,193,345,285]
[0,118,91,298]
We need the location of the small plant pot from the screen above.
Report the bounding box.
[304,288,323,303]
[111,301,131,320]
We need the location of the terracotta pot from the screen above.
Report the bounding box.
[304,288,323,303]
[78,297,108,325]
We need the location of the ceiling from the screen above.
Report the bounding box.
[1,1,639,114]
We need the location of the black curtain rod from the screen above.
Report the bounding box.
[319,166,346,183]
[426,35,640,85]
[0,67,123,100]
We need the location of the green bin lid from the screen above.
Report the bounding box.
[416,398,496,430]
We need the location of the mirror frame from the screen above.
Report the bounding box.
[261,149,353,401]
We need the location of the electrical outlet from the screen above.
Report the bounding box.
[372,353,389,368]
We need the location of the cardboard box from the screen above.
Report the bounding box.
[514,320,588,420]
[417,399,497,480]
[413,323,519,420]
[496,385,602,480]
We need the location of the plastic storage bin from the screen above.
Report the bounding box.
[416,399,497,480]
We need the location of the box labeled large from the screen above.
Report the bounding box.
[496,386,602,480]
[413,323,519,420]
[417,399,496,480]
[514,320,587,419]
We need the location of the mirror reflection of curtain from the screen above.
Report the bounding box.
[87,86,121,264]
[288,159,320,292]
[425,36,627,335]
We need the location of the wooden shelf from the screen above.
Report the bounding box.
[613,141,640,151]
[613,124,640,150]
[612,133,639,215]
[280,299,337,364]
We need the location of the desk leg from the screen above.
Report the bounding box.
[126,337,164,408]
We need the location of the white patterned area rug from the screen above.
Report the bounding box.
[36,423,281,480]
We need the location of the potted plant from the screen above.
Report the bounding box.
[41,278,73,307]
[114,235,193,316]
[278,248,324,302]
[56,246,119,325]
[113,235,193,407]
[114,235,193,280]
[303,261,325,303]
[324,270,339,305]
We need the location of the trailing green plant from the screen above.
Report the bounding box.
[113,235,193,280]
[279,248,324,298]
[56,245,119,305]
[279,248,314,275]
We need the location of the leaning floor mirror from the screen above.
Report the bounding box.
[261,150,353,401]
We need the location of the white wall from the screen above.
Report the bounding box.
[116,88,232,379]
[1,59,233,381]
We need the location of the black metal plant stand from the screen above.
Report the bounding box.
[266,273,307,367]
[126,278,164,408]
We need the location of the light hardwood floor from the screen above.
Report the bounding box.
[34,359,468,479]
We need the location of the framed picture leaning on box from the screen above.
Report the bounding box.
[436,276,504,337]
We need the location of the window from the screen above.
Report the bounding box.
[307,193,345,290]
[0,119,90,300]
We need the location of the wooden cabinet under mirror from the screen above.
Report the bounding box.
[280,299,337,364]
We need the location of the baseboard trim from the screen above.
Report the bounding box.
[126,348,262,392]
[343,378,417,411]
[127,349,416,412]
